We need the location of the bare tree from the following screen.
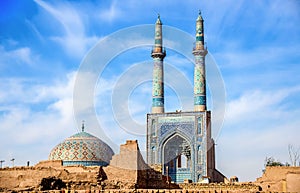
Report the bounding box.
[288,144,300,166]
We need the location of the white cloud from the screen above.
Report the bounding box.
[25,19,45,43]
[0,46,34,67]
[11,48,33,64]
[98,1,121,23]
[215,44,300,69]
[0,71,78,166]
[216,86,300,181]
[34,0,99,58]
[218,117,300,182]
[0,72,75,105]
[225,87,300,126]
[50,35,98,58]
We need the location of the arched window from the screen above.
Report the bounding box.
[197,117,202,134]
[151,119,156,136]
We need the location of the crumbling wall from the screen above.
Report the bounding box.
[35,160,63,168]
[109,140,176,189]
[286,172,300,192]
[0,166,68,191]
[103,166,138,189]
[255,166,300,192]
[0,165,102,191]
[179,183,261,192]
[110,140,150,170]
[2,188,289,193]
[0,140,175,191]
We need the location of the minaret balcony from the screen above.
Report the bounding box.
[151,47,166,58]
[192,49,207,56]
[193,43,207,56]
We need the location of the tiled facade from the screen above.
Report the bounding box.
[147,111,212,183]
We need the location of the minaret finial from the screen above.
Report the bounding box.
[81,120,85,132]
[156,13,162,24]
[199,10,201,15]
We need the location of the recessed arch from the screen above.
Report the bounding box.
[161,133,192,182]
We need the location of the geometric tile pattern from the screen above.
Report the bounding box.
[49,131,114,166]
[147,111,209,183]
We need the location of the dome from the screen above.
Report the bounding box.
[49,126,114,166]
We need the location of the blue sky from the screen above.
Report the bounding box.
[0,0,300,182]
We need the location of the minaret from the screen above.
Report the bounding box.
[151,14,166,113]
[193,11,208,111]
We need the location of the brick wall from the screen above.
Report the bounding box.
[255,166,300,192]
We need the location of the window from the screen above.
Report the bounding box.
[151,119,156,136]
[197,117,202,134]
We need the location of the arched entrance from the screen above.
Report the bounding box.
[162,134,192,183]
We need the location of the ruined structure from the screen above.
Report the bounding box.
[1,141,300,192]
[0,140,175,192]
[147,12,224,183]
[255,166,300,192]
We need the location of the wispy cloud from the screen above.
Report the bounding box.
[34,0,99,58]
[0,46,34,68]
[225,87,300,126]
[25,19,45,43]
[218,86,300,181]
[0,72,77,165]
[98,1,122,23]
[218,117,300,182]
[215,45,300,69]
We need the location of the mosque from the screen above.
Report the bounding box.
[2,12,300,193]
[47,12,224,183]
[146,12,224,183]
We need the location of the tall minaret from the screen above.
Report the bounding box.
[151,14,166,113]
[193,11,208,111]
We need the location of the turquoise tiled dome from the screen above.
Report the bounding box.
[49,129,114,166]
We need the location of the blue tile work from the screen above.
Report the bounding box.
[193,11,208,111]
[194,95,206,105]
[147,111,210,183]
[49,131,114,166]
[175,168,192,183]
[151,15,166,114]
[160,123,194,138]
[152,97,164,107]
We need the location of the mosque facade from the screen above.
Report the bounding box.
[46,11,223,183]
[147,12,223,183]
